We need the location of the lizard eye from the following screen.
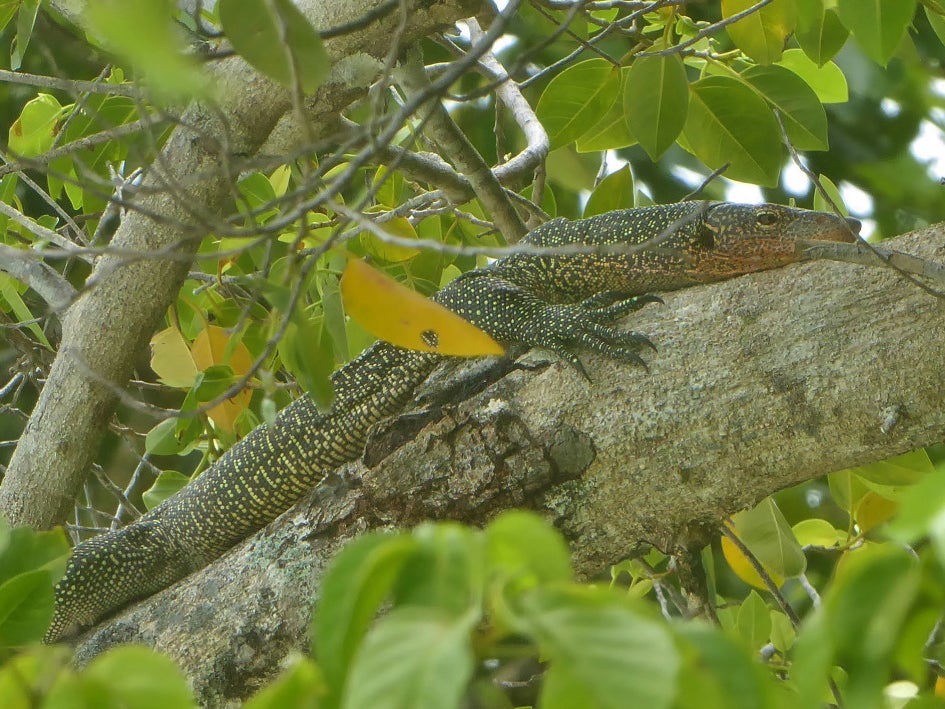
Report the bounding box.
[755,209,780,227]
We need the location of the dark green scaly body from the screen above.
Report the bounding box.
[46,202,859,642]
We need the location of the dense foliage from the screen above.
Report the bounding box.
[1,0,945,706]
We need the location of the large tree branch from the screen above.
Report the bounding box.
[68,225,945,705]
[0,0,481,529]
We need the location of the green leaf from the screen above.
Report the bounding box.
[812,173,847,213]
[742,64,828,151]
[729,498,807,579]
[886,463,945,568]
[8,93,64,158]
[583,165,634,218]
[277,310,335,410]
[927,5,945,47]
[820,544,919,707]
[721,0,797,64]
[219,0,329,93]
[736,590,771,651]
[0,525,68,585]
[394,524,483,616]
[792,518,844,548]
[0,1,16,35]
[536,58,621,150]
[777,49,848,104]
[575,67,637,153]
[314,532,418,691]
[83,645,197,708]
[142,470,191,510]
[837,0,916,67]
[145,417,195,456]
[0,272,52,349]
[486,511,573,600]
[850,449,933,488]
[10,0,40,70]
[675,624,771,709]
[624,54,689,160]
[244,656,325,709]
[522,587,679,709]
[341,607,476,709]
[683,76,782,186]
[84,0,206,100]
[795,0,850,65]
[0,570,55,646]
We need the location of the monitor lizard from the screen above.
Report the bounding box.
[44,201,860,642]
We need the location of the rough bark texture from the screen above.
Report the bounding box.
[0,0,481,529]
[69,225,945,706]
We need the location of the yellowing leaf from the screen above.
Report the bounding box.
[722,524,784,590]
[340,259,504,357]
[150,326,199,388]
[191,325,254,432]
[854,492,899,534]
[722,498,807,590]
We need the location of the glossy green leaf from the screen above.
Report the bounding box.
[777,49,848,104]
[340,607,476,709]
[721,0,797,64]
[0,2,15,35]
[837,0,916,67]
[536,58,621,150]
[219,0,329,93]
[314,532,418,691]
[575,67,636,152]
[142,470,191,510]
[795,0,850,65]
[583,165,634,218]
[623,54,689,160]
[683,76,782,186]
[84,0,206,100]
[742,65,828,151]
[523,587,679,709]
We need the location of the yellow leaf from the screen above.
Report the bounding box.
[150,326,198,388]
[721,521,785,591]
[855,492,899,534]
[191,325,254,433]
[340,258,505,357]
[359,217,421,263]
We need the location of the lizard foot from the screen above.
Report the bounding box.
[526,294,660,379]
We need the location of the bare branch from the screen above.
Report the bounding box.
[0,244,77,311]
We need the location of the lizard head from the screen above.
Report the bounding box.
[690,202,861,280]
[44,521,183,643]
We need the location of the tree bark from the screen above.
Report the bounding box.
[0,0,481,529]
[68,225,945,707]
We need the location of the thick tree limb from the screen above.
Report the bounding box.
[0,0,481,529]
[68,225,945,706]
